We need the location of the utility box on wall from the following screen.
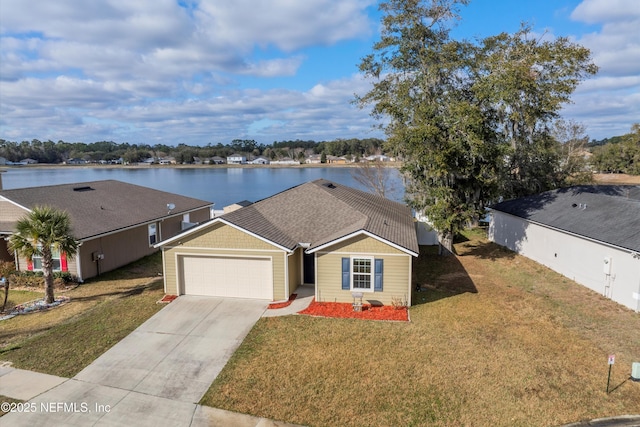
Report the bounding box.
[603,257,612,275]
[632,362,640,381]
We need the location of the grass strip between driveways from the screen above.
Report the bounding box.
[0,281,164,378]
[201,229,640,427]
[0,253,165,378]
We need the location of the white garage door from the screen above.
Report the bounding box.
[180,255,272,300]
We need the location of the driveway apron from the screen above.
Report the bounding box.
[2,296,268,426]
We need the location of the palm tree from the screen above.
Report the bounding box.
[8,206,78,304]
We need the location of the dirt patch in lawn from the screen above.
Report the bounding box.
[298,299,408,321]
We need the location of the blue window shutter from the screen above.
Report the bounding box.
[342,258,350,290]
[374,259,384,291]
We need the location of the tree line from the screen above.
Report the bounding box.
[0,138,385,164]
[589,124,640,175]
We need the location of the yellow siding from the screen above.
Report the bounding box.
[327,234,405,255]
[181,222,277,250]
[316,235,411,305]
[162,222,286,300]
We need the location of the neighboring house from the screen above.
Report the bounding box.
[223,200,253,214]
[156,179,419,304]
[65,158,87,165]
[211,156,226,165]
[20,158,38,165]
[305,155,322,164]
[0,180,213,281]
[414,212,439,246]
[0,157,7,166]
[489,185,640,312]
[271,157,298,165]
[249,157,270,165]
[159,157,177,165]
[365,155,391,162]
[227,154,247,164]
[327,155,347,164]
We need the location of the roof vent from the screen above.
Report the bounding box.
[572,203,577,208]
[323,182,337,189]
[73,186,94,192]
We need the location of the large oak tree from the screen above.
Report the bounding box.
[357,0,597,253]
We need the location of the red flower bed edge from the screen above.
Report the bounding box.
[268,293,297,309]
[298,299,408,322]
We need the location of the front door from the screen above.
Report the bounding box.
[303,252,315,284]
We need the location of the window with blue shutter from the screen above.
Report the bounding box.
[343,256,383,292]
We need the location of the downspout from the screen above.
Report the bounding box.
[76,242,84,282]
[634,252,640,313]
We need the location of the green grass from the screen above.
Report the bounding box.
[0,253,165,377]
[1,290,43,313]
[201,231,640,427]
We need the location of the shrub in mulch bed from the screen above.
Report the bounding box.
[298,299,408,321]
[268,293,297,309]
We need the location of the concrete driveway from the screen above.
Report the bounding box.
[1,296,275,426]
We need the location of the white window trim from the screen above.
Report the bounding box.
[351,256,374,292]
[148,223,158,246]
[32,245,62,271]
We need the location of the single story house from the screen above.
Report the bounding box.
[489,185,640,312]
[271,157,299,165]
[327,155,347,164]
[227,154,247,164]
[156,179,419,305]
[0,180,213,281]
[249,157,270,165]
[210,156,226,165]
[305,155,322,164]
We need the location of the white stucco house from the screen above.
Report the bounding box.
[489,185,640,312]
[227,154,247,164]
[249,157,270,165]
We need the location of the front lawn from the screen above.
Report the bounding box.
[201,230,640,427]
[0,253,165,377]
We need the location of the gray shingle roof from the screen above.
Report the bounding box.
[0,180,212,240]
[491,185,640,252]
[221,179,419,255]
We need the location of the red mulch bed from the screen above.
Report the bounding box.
[158,294,178,304]
[268,293,297,309]
[298,299,408,322]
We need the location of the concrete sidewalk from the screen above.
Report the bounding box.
[1,368,303,426]
[262,284,314,317]
[1,296,304,426]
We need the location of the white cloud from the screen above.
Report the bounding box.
[571,0,640,24]
[563,0,640,137]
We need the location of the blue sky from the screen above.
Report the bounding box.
[0,0,638,145]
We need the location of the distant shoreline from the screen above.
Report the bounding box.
[1,162,401,170]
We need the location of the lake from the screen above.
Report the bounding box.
[1,166,404,208]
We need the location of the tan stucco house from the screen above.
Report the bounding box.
[156,179,419,305]
[0,180,213,281]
